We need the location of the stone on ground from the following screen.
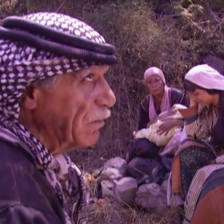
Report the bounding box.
[113,177,138,206]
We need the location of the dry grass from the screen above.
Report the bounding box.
[85,196,184,224]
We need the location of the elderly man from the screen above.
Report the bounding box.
[0,12,116,224]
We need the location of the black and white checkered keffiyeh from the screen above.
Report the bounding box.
[0,12,116,224]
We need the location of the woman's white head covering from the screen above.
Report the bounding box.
[185,64,224,91]
[144,66,166,83]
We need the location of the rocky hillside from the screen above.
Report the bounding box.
[1,0,224,165]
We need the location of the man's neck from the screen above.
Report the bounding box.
[18,113,72,155]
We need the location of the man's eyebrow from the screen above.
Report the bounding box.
[71,69,91,78]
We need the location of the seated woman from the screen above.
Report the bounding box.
[171,64,224,224]
[126,66,188,181]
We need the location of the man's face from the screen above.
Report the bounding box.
[22,65,116,152]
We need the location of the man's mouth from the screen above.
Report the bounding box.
[90,120,105,129]
[88,110,111,122]
[87,108,111,129]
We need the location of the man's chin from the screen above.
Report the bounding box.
[89,130,100,146]
[77,131,100,149]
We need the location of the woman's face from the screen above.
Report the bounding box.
[191,88,215,106]
[145,74,164,96]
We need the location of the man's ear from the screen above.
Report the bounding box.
[20,85,41,110]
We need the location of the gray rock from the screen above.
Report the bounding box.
[104,157,127,176]
[101,180,114,197]
[113,177,138,206]
[135,183,168,213]
[127,157,159,180]
[99,167,124,182]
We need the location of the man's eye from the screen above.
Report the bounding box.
[84,73,94,82]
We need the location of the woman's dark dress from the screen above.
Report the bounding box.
[126,87,188,182]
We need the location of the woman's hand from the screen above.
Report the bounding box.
[157,119,177,136]
[147,119,157,128]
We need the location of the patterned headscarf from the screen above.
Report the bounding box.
[0,12,117,224]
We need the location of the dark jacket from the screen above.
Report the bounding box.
[138,87,189,130]
[0,138,66,224]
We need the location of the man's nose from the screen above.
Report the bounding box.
[96,78,116,108]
